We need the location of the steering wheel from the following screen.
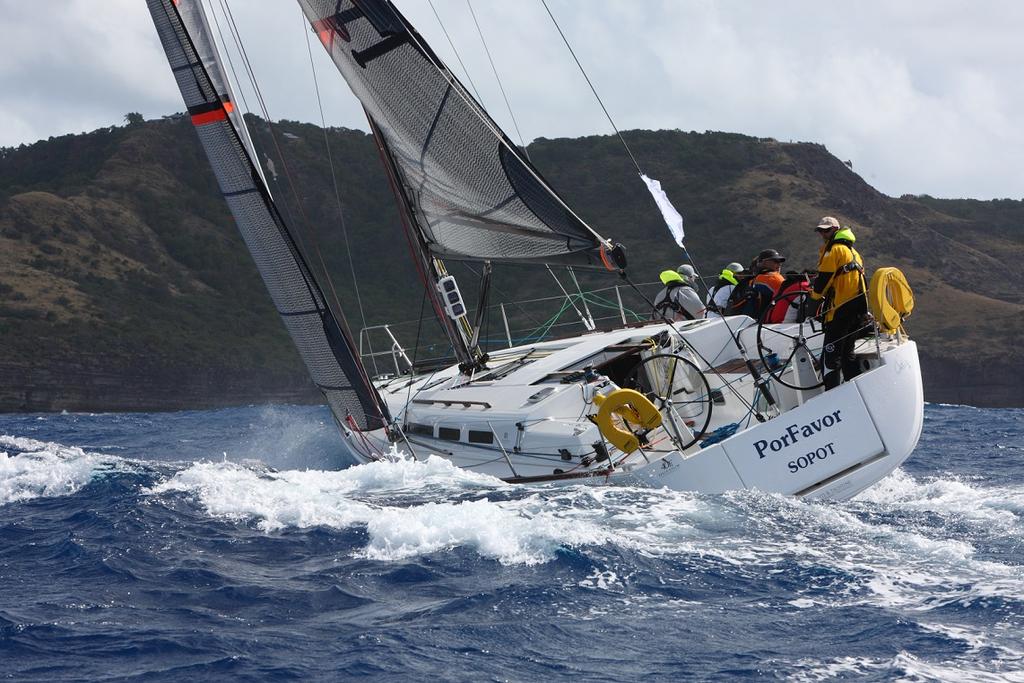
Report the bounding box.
[755,290,826,390]
[623,352,713,451]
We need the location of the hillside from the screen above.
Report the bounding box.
[0,117,1021,410]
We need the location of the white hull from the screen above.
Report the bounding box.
[347,318,923,502]
[636,340,923,500]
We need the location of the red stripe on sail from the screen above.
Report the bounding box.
[191,108,227,126]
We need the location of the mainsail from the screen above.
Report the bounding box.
[296,0,608,267]
[147,0,390,432]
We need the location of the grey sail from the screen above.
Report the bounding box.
[147,0,390,432]
[296,0,607,267]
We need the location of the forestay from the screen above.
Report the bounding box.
[147,0,390,432]
[296,0,606,267]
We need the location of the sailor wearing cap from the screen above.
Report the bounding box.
[810,216,869,390]
[753,249,786,292]
[739,248,787,317]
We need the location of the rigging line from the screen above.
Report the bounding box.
[206,0,252,120]
[386,6,610,248]
[539,0,644,177]
[219,0,355,334]
[403,288,429,422]
[427,0,485,106]
[459,262,544,328]
[545,265,591,330]
[218,1,388,417]
[301,9,369,335]
[566,266,595,328]
[465,0,530,156]
[208,0,298,227]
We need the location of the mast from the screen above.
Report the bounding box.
[147,0,391,433]
[366,114,476,366]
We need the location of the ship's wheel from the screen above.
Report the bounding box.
[623,352,713,451]
[755,290,826,390]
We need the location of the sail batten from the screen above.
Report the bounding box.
[297,0,607,267]
[148,0,390,433]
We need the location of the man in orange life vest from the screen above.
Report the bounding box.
[810,216,869,390]
[743,249,786,318]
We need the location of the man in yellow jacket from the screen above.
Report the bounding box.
[809,216,869,390]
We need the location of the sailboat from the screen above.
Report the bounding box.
[146,0,923,501]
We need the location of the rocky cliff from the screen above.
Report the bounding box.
[0,117,1020,410]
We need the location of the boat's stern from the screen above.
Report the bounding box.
[639,339,924,501]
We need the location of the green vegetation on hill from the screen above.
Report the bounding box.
[0,116,1021,410]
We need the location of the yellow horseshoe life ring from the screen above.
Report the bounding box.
[592,388,663,454]
[868,267,915,334]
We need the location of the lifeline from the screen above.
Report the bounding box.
[754,410,843,459]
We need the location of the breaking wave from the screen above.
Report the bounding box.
[1,403,1021,680]
[0,435,130,506]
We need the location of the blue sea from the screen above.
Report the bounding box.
[1,403,1022,681]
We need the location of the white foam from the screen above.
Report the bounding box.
[362,496,611,565]
[148,453,1024,598]
[151,456,601,564]
[579,569,621,590]
[0,434,125,506]
[856,468,1024,520]
[790,655,889,682]
[793,651,1024,683]
[893,651,1024,683]
[152,458,709,565]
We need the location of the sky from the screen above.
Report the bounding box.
[1,0,1022,200]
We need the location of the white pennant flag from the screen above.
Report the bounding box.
[641,173,685,248]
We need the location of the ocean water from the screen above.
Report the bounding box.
[1,403,1022,682]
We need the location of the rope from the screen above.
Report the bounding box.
[567,266,596,328]
[540,0,643,176]
[217,0,340,315]
[546,265,591,330]
[466,0,530,155]
[427,0,485,105]
[301,11,369,335]
[209,1,386,418]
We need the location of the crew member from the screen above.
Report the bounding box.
[653,265,704,321]
[705,261,743,318]
[742,249,786,318]
[810,216,869,389]
[753,249,786,295]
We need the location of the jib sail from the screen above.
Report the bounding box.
[147,0,390,432]
[296,0,608,267]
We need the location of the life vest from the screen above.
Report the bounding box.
[725,275,753,315]
[706,273,737,314]
[753,270,784,295]
[812,229,865,322]
[653,283,696,320]
[766,278,811,323]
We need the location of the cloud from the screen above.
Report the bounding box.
[0,0,1020,199]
